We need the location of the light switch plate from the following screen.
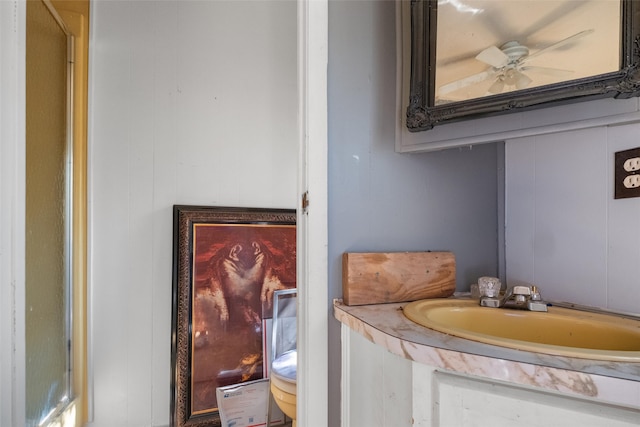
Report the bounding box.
[614,147,640,199]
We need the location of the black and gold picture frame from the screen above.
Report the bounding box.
[171,205,296,427]
[406,0,640,131]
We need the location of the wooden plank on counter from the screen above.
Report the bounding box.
[342,251,456,306]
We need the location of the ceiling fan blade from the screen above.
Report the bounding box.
[522,29,594,63]
[514,1,591,46]
[475,46,509,68]
[439,69,498,96]
[520,65,574,78]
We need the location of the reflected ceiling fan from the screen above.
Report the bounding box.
[438,29,594,97]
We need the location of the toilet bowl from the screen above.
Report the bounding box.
[270,349,296,427]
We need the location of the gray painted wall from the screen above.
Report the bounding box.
[328,1,501,423]
[505,125,640,315]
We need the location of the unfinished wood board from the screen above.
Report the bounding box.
[342,252,456,306]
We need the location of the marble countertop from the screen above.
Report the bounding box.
[334,298,640,408]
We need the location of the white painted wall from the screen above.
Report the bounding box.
[1,2,27,426]
[88,1,297,425]
[505,123,640,315]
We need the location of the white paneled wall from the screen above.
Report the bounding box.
[505,123,640,315]
[88,1,297,425]
[1,2,27,426]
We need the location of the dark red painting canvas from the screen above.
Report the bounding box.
[191,223,296,414]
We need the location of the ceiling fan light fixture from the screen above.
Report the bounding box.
[515,71,533,89]
[487,78,505,94]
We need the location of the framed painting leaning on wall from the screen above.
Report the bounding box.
[171,205,296,427]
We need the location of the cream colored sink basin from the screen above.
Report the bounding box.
[403,299,640,362]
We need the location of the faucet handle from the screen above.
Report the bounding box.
[478,277,502,298]
[511,285,532,296]
[530,285,542,301]
[507,285,531,305]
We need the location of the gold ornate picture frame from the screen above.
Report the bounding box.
[171,205,296,427]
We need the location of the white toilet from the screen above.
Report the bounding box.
[269,289,297,426]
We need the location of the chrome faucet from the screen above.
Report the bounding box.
[479,284,548,312]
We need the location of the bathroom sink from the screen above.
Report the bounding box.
[403,299,640,362]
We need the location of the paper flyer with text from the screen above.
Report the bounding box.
[216,378,273,427]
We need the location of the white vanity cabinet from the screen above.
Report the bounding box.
[336,302,640,427]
